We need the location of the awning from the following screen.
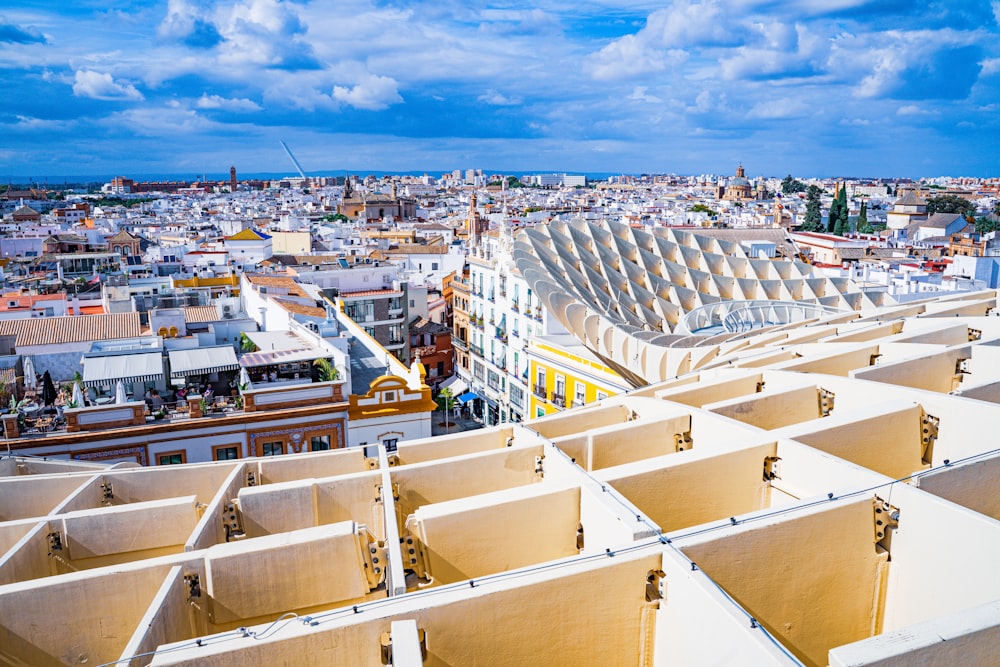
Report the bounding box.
[439,376,467,395]
[83,352,164,387]
[456,391,480,405]
[239,347,325,367]
[168,346,240,378]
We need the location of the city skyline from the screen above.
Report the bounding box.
[2,1,999,178]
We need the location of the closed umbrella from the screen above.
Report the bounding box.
[41,371,57,406]
[23,357,36,392]
[71,382,85,408]
[114,380,127,404]
[239,366,252,390]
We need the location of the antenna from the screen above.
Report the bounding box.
[279,140,308,180]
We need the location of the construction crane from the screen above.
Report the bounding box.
[279,140,308,181]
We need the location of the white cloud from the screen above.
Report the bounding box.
[897,105,936,116]
[747,98,811,119]
[628,86,661,103]
[196,94,262,112]
[332,74,403,110]
[478,89,522,106]
[72,70,144,101]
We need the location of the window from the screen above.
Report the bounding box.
[310,435,331,451]
[214,445,239,460]
[383,438,398,452]
[431,262,438,271]
[574,382,586,406]
[596,391,609,401]
[158,451,186,465]
[261,441,284,456]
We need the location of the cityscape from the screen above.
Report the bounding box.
[2,1,1000,666]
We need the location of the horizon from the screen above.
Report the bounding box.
[2,2,999,178]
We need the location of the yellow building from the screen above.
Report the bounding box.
[528,334,630,419]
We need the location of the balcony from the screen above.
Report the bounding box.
[532,383,547,399]
[495,331,507,344]
[453,338,468,351]
[471,344,484,357]
[487,292,495,303]
[533,311,543,322]
[511,300,519,312]
[551,393,566,408]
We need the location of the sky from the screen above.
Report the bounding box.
[2,0,999,180]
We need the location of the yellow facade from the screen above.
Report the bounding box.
[527,339,629,419]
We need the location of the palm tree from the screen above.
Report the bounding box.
[313,358,340,382]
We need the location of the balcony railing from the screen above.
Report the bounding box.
[532,383,547,399]
[471,344,484,356]
[551,393,566,408]
[453,338,468,351]
[511,300,519,312]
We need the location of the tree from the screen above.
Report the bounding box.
[781,175,806,194]
[857,201,873,234]
[925,194,975,217]
[827,197,839,233]
[801,185,823,231]
[436,387,457,433]
[974,216,998,234]
[690,203,717,216]
[312,358,340,382]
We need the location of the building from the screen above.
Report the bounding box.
[720,164,755,202]
[408,316,453,387]
[528,334,630,418]
[886,190,928,232]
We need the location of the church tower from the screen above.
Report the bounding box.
[230,166,237,192]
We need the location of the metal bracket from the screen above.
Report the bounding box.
[645,569,666,602]
[386,454,400,467]
[576,523,585,550]
[534,455,545,476]
[245,470,257,487]
[968,327,982,342]
[955,358,971,376]
[763,455,781,481]
[360,527,387,591]
[221,500,245,541]
[47,531,63,553]
[755,380,766,393]
[184,573,201,599]
[400,532,429,580]
[673,431,693,452]
[380,627,427,665]
[920,412,939,466]
[100,481,114,502]
[367,457,380,470]
[375,483,400,504]
[869,353,882,366]
[818,387,835,417]
[873,496,900,553]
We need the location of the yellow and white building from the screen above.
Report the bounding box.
[528,334,630,418]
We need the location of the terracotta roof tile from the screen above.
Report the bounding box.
[0,312,141,347]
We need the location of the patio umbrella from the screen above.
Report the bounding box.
[71,381,85,408]
[41,371,57,406]
[22,357,36,392]
[114,380,127,405]
[239,366,252,390]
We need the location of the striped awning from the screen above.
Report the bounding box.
[168,346,240,378]
[82,352,164,387]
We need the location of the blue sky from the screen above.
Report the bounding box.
[2,0,999,179]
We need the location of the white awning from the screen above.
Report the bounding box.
[83,352,164,387]
[168,346,240,378]
[439,376,467,395]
